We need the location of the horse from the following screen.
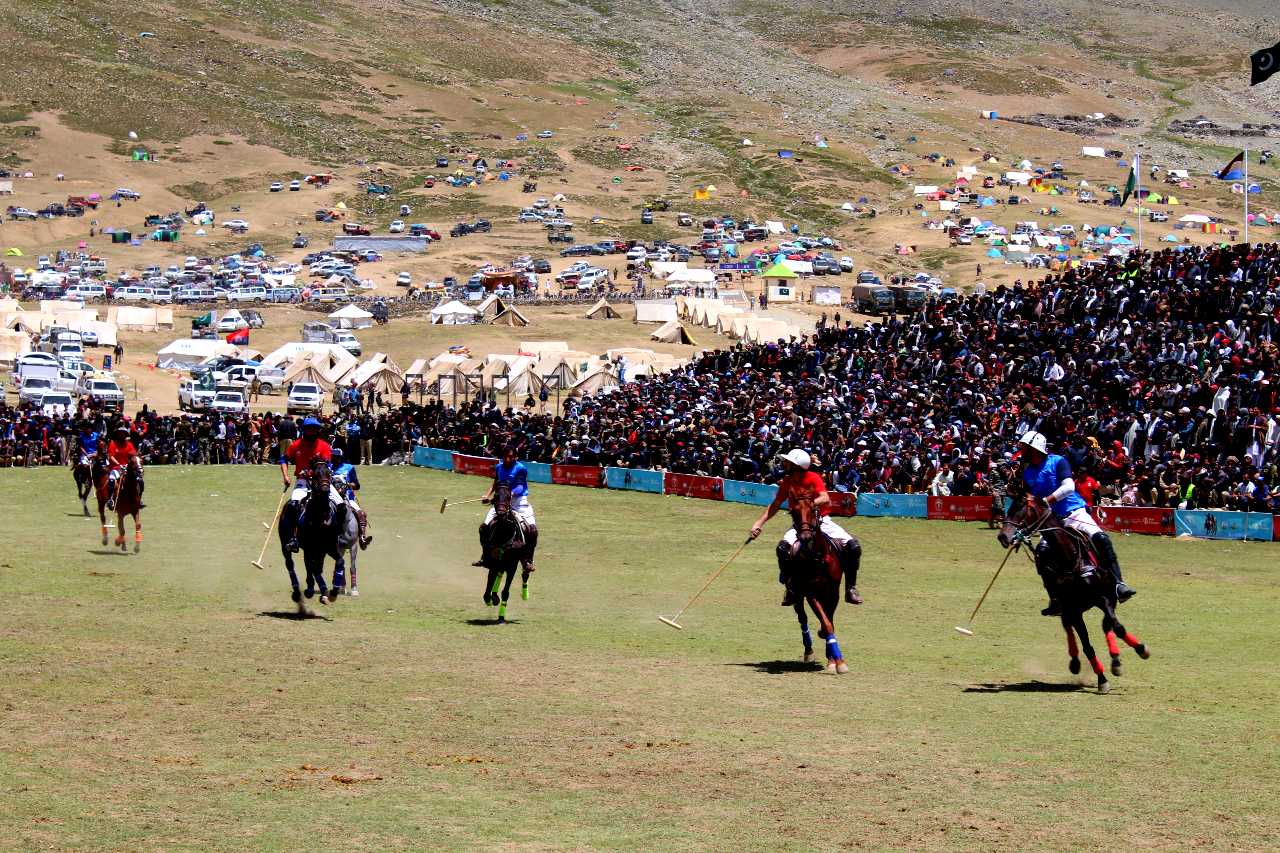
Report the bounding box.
[998,497,1151,694]
[112,457,144,553]
[73,453,94,516]
[90,449,113,546]
[480,482,537,624]
[783,496,850,674]
[279,463,355,609]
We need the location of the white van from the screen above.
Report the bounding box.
[66,282,107,300]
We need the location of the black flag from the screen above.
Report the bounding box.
[1252,41,1280,86]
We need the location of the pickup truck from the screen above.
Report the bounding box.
[287,382,324,415]
[214,364,286,393]
[211,389,248,416]
[80,375,125,410]
[178,379,217,412]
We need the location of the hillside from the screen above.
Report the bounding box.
[2,0,1279,288]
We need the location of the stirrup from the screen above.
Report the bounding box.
[1041,600,1062,616]
[781,587,796,607]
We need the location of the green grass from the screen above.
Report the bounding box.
[1,467,1277,849]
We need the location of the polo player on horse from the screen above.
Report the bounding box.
[1017,430,1137,615]
[749,448,863,606]
[474,445,537,575]
[105,423,144,511]
[279,417,345,552]
[331,447,373,549]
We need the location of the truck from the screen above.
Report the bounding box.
[178,377,217,412]
[887,284,927,313]
[214,364,286,394]
[852,283,895,314]
[78,372,125,411]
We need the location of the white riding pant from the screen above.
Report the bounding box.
[782,516,852,546]
[485,495,536,526]
[1061,507,1102,538]
[291,481,345,505]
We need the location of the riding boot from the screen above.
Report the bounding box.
[283,501,301,553]
[473,523,490,567]
[841,537,864,604]
[1091,532,1135,603]
[776,540,795,606]
[1036,562,1061,616]
[522,524,538,573]
[138,476,146,510]
[356,509,372,549]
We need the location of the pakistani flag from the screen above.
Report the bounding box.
[191,311,213,328]
[1121,153,1139,206]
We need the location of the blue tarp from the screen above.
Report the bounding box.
[413,446,454,470]
[604,467,664,494]
[722,479,779,507]
[856,493,929,518]
[1173,510,1272,540]
[524,461,553,484]
[778,150,795,158]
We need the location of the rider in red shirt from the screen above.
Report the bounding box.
[749,449,862,606]
[105,424,143,510]
[279,417,340,552]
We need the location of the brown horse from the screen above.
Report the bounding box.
[998,497,1150,694]
[785,496,849,673]
[73,454,94,516]
[111,457,144,553]
[90,448,113,546]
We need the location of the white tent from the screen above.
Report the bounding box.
[156,338,240,369]
[1178,214,1212,224]
[1080,146,1106,158]
[651,319,697,345]
[666,268,716,286]
[913,185,939,196]
[568,366,620,397]
[519,341,569,357]
[0,328,31,365]
[634,300,678,324]
[328,304,374,329]
[648,261,688,280]
[430,300,478,325]
[1004,172,1032,185]
[585,298,621,320]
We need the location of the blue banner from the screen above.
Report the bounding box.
[856,493,929,518]
[604,467,664,494]
[523,461,553,484]
[722,479,779,507]
[413,446,455,470]
[1173,510,1270,540]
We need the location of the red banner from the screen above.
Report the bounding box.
[1095,506,1175,536]
[1274,514,1280,543]
[827,492,857,517]
[452,453,496,477]
[664,473,724,501]
[928,495,996,522]
[552,464,603,488]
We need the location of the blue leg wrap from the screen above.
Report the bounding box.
[825,635,842,660]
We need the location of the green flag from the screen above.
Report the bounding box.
[192,311,212,328]
[1120,153,1139,206]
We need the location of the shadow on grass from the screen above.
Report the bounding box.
[258,610,332,622]
[86,549,130,557]
[465,617,520,626]
[67,512,92,517]
[730,660,825,675]
[963,681,1083,693]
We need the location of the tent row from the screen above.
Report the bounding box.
[430,296,529,326]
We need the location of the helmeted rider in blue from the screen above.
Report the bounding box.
[76,421,101,466]
[330,447,372,549]
[1019,430,1137,615]
[472,445,537,573]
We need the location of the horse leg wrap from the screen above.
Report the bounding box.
[1089,656,1105,676]
[1105,631,1120,656]
[356,509,369,539]
[801,625,813,652]
[498,601,507,621]
[825,635,843,661]
[1121,631,1143,649]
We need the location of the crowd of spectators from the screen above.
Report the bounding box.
[7,242,1280,512]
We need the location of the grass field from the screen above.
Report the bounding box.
[2,466,1278,850]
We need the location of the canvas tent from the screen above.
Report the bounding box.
[156,338,240,369]
[568,366,620,397]
[635,300,678,324]
[491,306,529,326]
[283,352,339,391]
[651,320,697,345]
[328,304,374,330]
[430,300,478,325]
[0,328,31,365]
[519,341,569,358]
[476,294,510,321]
[584,298,621,319]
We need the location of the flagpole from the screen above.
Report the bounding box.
[1136,151,1143,253]
[1244,146,1250,245]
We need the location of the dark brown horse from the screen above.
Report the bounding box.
[480,482,537,624]
[90,447,113,546]
[998,497,1150,693]
[112,457,144,553]
[73,454,94,516]
[785,496,849,673]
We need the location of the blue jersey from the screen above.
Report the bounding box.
[1023,453,1087,518]
[496,460,528,498]
[79,431,100,454]
[333,462,359,494]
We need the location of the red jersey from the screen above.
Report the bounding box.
[286,437,332,478]
[107,439,137,470]
[776,469,830,516]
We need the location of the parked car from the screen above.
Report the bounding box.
[80,375,124,410]
[389,220,405,233]
[287,383,324,415]
[178,378,216,412]
[114,286,155,302]
[114,188,141,200]
[396,271,412,287]
[39,392,75,417]
[211,389,248,416]
[269,181,283,193]
[223,219,250,231]
[341,223,371,236]
[216,314,249,333]
[292,234,309,249]
[537,130,554,139]
[532,258,552,274]
[289,180,302,191]
[228,286,267,303]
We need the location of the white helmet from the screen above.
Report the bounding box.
[1019,431,1048,454]
[780,448,811,470]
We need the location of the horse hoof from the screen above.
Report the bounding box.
[134,541,140,554]
[304,588,315,599]
[1068,657,1081,675]
[825,662,837,674]
[1110,657,1123,677]
[291,589,302,603]
[350,587,359,597]
[319,595,331,605]
[83,507,90,517]
[1137,645,1151,660]
[101,534,108,546]
[497,616,506,625]
[836,661,849,675]
[1097,679,1110,695]
[803,650,816,664]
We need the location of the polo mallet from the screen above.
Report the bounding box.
[954,540,1019,636]
[251,484,291,570]
[440,496,486,514]
[659,538,753,630]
